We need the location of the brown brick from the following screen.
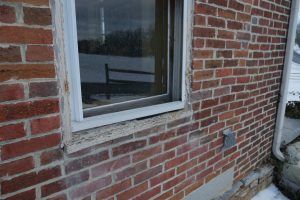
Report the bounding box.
[0,46,21,62]
[70,176,112,199]
[6,189,36,200]
[65,151,109,174]
[133,186,161,200]
[134,165,163,184]
[41,171,89,197]
[31,115,60,135]
[163,174,186,191]
[0,64,55,82]
[91,156,130,177]
[0,26,52,44]
[0,123,25,142]
[0,5,15,23]
[23,7,51,25]
[208,17,225,28]
[133,146,162,163]
[0,157,34,177]
[112,140,147,157]
[0,84,24,102]
[1,0,49,6]
[194,27,215,38]
[150,151,176,167]
[150,169,175,187]
[114,161,147,181]
[96,179,132,199]
[29,81,58,98]
[0,99,59,123]
[117,182,148,200]
[2,166,61,194]
[40,148,63,165]
[1,133,61,160]
[26,45,54,62]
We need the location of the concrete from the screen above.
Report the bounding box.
[184,168,234,200]
[282,117,300,145]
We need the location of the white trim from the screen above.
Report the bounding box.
[64,0,84,121]
[64,0,190,132]
[72,101,184,132]
[273,0,300,161]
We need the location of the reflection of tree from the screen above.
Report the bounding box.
[78,28,155,57]
[295,24,300,46]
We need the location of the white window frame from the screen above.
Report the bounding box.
[64,0,189,132]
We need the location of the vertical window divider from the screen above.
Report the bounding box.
[64,0,84,121]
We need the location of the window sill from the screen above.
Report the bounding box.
[64,103,191,154]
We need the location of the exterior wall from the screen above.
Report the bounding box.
[0,0,291,200]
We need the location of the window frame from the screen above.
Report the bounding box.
[64,0,189,132]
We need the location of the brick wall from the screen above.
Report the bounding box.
[0,0,291,199]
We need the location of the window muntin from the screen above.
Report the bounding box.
[74,0,182,118]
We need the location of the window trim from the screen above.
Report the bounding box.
[64,0,189,132]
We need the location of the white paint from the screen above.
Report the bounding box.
[273,0,300,161]
[251,184,289,200]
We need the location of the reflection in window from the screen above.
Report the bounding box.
[75,0,169,111]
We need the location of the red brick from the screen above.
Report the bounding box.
[0,99,59,123]
[31,115,60,135]
[114,161,147,181]
[0,46,21,62]
[227,21,243,30]
[133,186,161,200]
[91,156,130,177]
[0,84,24,102]
[134,165,163,184]
[194,27,215,38]
[193,70,214,80]
[193,50,214,58]
[41,171,89,197]
[96,179,132,199]
[154,190,173,200]
[40,148,63,165]
[0,123,25,142]
[1,133,61,160]
[218,8,236,19]
[208,0,228,7]
[23,7,51,25]
[65,151,109,174]
[0,26,52,44]
[6,189,36,200]
[208,17,225,28]
[2,0,49,6]
[70,176,112,199]
[26,45,54,62]
[0,157,34,177]
[0,5,15,23]
[117,182,148,200]
[0,64,55,82]
[112,140,147,157]
[150,150,176,167]
[47,194,67,200]
[133,146,162,162]
[1,166,61,194]
[165,154,188,170]
[163,174,186,191]
[164,136,187,151]
[150,169,175,187]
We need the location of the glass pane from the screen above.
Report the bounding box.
[283,10,300,145]
[75,0,168,110]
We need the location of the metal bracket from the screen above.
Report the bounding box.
[223,128,237,151]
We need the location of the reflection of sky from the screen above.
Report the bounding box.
[75,0,156,40]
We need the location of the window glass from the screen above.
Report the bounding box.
[75,0,169,110]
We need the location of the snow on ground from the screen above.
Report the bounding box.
[251,184,289,200]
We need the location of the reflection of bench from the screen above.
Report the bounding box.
[105,63,155,99]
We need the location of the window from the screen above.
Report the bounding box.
[64,0,188,131]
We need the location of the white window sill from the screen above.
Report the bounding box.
[64,103,191,154]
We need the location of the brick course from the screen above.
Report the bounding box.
[0,0,291,199]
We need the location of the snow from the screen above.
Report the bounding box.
[251,184,289,200]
